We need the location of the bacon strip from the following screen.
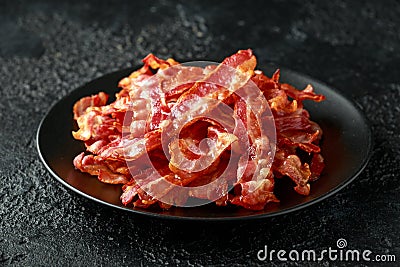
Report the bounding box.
[73,153,130,184]
[169,131,237,174]
[97,130,162,161]
[73,92,108,120]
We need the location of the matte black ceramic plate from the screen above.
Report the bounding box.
[37,66,372,220]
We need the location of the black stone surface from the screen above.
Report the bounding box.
[0,0,399,266]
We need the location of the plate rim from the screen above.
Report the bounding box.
[36,66,373,221]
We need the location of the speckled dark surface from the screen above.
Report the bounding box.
[1,0,399,266]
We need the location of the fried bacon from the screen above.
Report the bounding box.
[72,49,325,210]
[73,92,108,120]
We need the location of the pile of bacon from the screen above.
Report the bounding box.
[72,49,325,210]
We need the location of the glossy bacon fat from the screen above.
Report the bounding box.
[72,49,325,210]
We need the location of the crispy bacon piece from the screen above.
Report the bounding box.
[275,151,312,195]
[73,152,130,184]
[231,176,279,210]
[310,153,325,181]
[97,130,162,161]
[73,92,108,120]
[281,83,325,103]
[72,109,120,142]
[72,49,326,211]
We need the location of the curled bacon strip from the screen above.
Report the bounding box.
[72,49,325,210]
[73,92,108,120]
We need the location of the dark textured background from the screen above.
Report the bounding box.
[0,0,399,266]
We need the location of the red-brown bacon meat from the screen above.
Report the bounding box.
[72,49,325,210]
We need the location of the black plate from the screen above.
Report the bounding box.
[37,66,372,221]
